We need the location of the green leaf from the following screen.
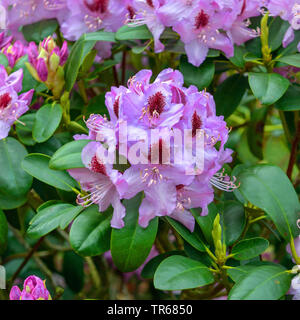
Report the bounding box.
[65,37,97,91]
[116,25,152,41]
[275,85,300,111]
[69,205,112,256]
[16,114,36,146]
[83,31,116,42]
[231,237,269,260]
[228,264,291,300]
[165,217,206,252]
[111,194,158,272]
[63,251,84,293]
[222,201,245,246]
[141,251,184,279]
[229,46,247,68]
[0,209,8,255]
[22,153,78,191]
[0,138,32,210]
[215,74,248,118]
[246,106,268,159]
[193,203,218,244]
[0,53,9,68]
[236,164,300,241]
[154,255,214,290]
[248,73,290,105]
[33,104,63,143]
[27,203,83,238]
[269,17,290,52]
[22,19,58,43]
[228,261,277,282]
[277,54,300,68]
[179,55,215,90]
[49,139,91,170]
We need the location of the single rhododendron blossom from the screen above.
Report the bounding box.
[10,276,51,300]
[70,68,236,231]
[0,66,34,140]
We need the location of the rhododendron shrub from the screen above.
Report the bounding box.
[0,0,299,301]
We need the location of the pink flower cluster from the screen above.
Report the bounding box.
[0,65,34,140]
[2,1,262,65]
[68,68,235,231]
[10,275,51,300]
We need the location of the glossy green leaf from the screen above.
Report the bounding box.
[22,19,58,43]
[231,237,269,260]
[275,85,300,111]
[180,55,215,90]
[83,31,116,42]
[277,54,300,68]
[0,138,33,209]
[22,153,78,191]
[16,114,36,146]
[237,164,300,241]
[248,73,290,105]
[49,139,91,170]
[65,38,97,91]
[229,46,247,68]
[111,194,158,272]
[116,25,152,41]
[141,251,184,279]
[166,217,206,252]
[269,17,290,52]
[222,201,245,245]
[215,74,248,118]
[154,255,214,290]
[0,209,8,255]
[228,265,291,300]
[69,205,112,256]
[33,104,63,143]
[27,203,83,238]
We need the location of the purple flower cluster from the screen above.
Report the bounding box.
[10,275,51,300]
[68,68,235,231]
[267,0,300,51]
[128,0,262,66]
[2,1,262,65]
[0,65,34,140]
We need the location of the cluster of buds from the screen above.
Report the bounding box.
[10,276,51,300]
[212,214,227,265]
[26,36,68,99]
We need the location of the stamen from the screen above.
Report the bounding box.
[141,167,163,186]
[210,169,240,192]
[146,0,154,8]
